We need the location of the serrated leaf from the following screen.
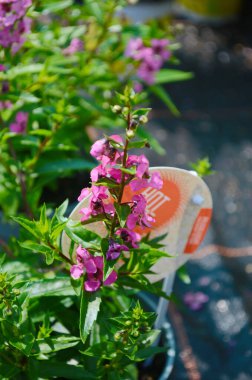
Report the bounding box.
[12,217,40,239]
[64,222,101,249]
[19,241,54,265]
[80,289,101,344]
[38,336,80,354]
[28,278,74,298]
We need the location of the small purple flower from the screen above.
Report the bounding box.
[151,39,170,61]
[127,194,155,230]
[0,1,32,53]
[125,38,144,60]
[130,171,163,192]
[125,37,171,85]
[79,185,115,222]
[70,246,117,292]
[90,135,123,165]
[183,291,209,311]
[63,38,83,55]
[9,111,28,134]
[127,154,149,179]
[106,238,129,260]
[115,228,140,248]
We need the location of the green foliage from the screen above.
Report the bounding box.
[190,157,214,177]
[0,0,192,376]
[13,201,68,265]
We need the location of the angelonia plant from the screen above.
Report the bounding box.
[0,0,192,222]
[0,89,172,379]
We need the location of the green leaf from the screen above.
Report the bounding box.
[80,289,101,344]
[177,265,191,284]
[28,278,75,298]
[38,336,80,354]
[36,158,95,174]
[150,85,180,117]
[115,203,131,228]
[135,345,166,360]
[155,69,193,84]
[12,217,40,239]
[64,222,101,249]
[132,108,151,117]
[19,241,54,265]
[95,177,119,189]
[39,203,49,235]
[42,0,73,13]
[128,139,148,149]
[2,64,44,80]
[190,157,214,177]
[35,361,96,380]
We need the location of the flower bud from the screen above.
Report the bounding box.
[122,107,129,114]
[112,105,122,113]
[114,332,121,341]
[130,119,138,130]
[126,129,135,139]
[139,115,148,124]
[125,320,131,326]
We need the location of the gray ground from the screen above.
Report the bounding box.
[142,11,252,380]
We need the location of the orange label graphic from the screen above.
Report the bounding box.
[184,208,212,254]
[123,177,181,235]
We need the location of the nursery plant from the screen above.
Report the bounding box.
[0,0,192,222]
[1,88,174,379]
[0,2,196,378]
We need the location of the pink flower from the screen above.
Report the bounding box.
[0,1,32,53]
[183,292,209,311]
[63,38,83,55]
[127,154,149,179]
[115,228,140,248]
[130,171,163,192]
[79,185,114,222]
[125,37,171,85]
[90,135,123,165]
[9,111,28,134]
[151,39,170,61]
[77,188,90,202]
[127,194,155,230]
[70,245,97,280]
[125,38,144,60]
[70,246,117,292]
[85,256,117,292]
[106,238,129,260]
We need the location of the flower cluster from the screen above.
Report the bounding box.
[0,0,32,54]
[125,38,171,85]
[9,111,28,134]
[70,111,163,291]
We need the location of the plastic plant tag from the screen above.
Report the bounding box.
[61,167,212,283]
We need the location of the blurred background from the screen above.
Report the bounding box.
[126,0,252,379]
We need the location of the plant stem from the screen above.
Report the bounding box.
[8,141,34,219]
[109,106,131,237]
[0,238,14,258]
